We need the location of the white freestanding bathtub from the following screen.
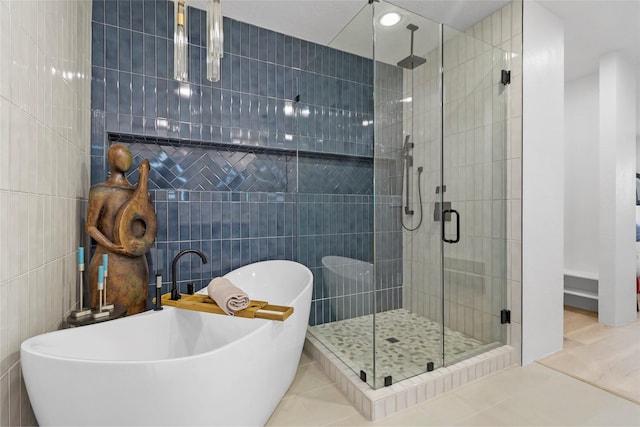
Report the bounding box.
[21,260,313,426]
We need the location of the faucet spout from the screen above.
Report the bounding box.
[171,249,208,300]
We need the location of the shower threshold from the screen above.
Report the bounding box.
[304,311,517,421]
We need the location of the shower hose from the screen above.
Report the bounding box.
[401,165,424,231]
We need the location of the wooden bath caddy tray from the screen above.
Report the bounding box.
[157,293,294,321]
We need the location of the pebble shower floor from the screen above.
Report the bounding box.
[308,309,499,387]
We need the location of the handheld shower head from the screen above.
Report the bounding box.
[403,135,414,152]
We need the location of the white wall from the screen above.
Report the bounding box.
[0,1,91,424]
[565,74,599,273]
[521,0,564,364]
[598,52,637,326]
[636,136,640,172]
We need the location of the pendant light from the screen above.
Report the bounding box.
[174,0,188,81]
[206,0,224,82]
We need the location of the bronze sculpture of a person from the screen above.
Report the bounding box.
[86,143,157,315]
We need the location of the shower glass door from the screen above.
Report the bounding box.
[440,27,509,366]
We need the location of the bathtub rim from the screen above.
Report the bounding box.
[21,307,265,365]
[21,260,312,365]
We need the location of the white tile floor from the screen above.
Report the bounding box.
[267,350,640,426]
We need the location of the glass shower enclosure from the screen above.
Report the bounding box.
[305,0,509,389]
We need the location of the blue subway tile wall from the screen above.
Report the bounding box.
[91,0,398,323]
[147,189,297,294]
[299,194,376,326]
[119,135,296,193]
[112,134,374,195]
[91,2,374,161]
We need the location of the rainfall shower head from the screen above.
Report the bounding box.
[397,24,427,70]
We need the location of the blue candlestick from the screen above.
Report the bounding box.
[102,254,108,274]
[98,265,104,284]
[78,247,84,265]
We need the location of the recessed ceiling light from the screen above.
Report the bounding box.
[379,12,401,27]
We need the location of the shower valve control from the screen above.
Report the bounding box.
[434,201,451,222]
[500,309,511,324]
[501,70,511,85]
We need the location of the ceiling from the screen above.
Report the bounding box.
[191,0,639,80]
[191,0,639,126]
[190,1,511,46]
[191,1,511,66]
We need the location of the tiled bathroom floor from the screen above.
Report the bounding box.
[308,309,498,386]
[539,306,640,404]
[268,307,640,426]
[267,352,640,426]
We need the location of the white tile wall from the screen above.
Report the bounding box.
[0,0,91,425]
[402,0,522,357]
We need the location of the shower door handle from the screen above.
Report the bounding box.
[442,209,460,244]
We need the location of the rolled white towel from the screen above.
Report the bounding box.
[207,277,250,315]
